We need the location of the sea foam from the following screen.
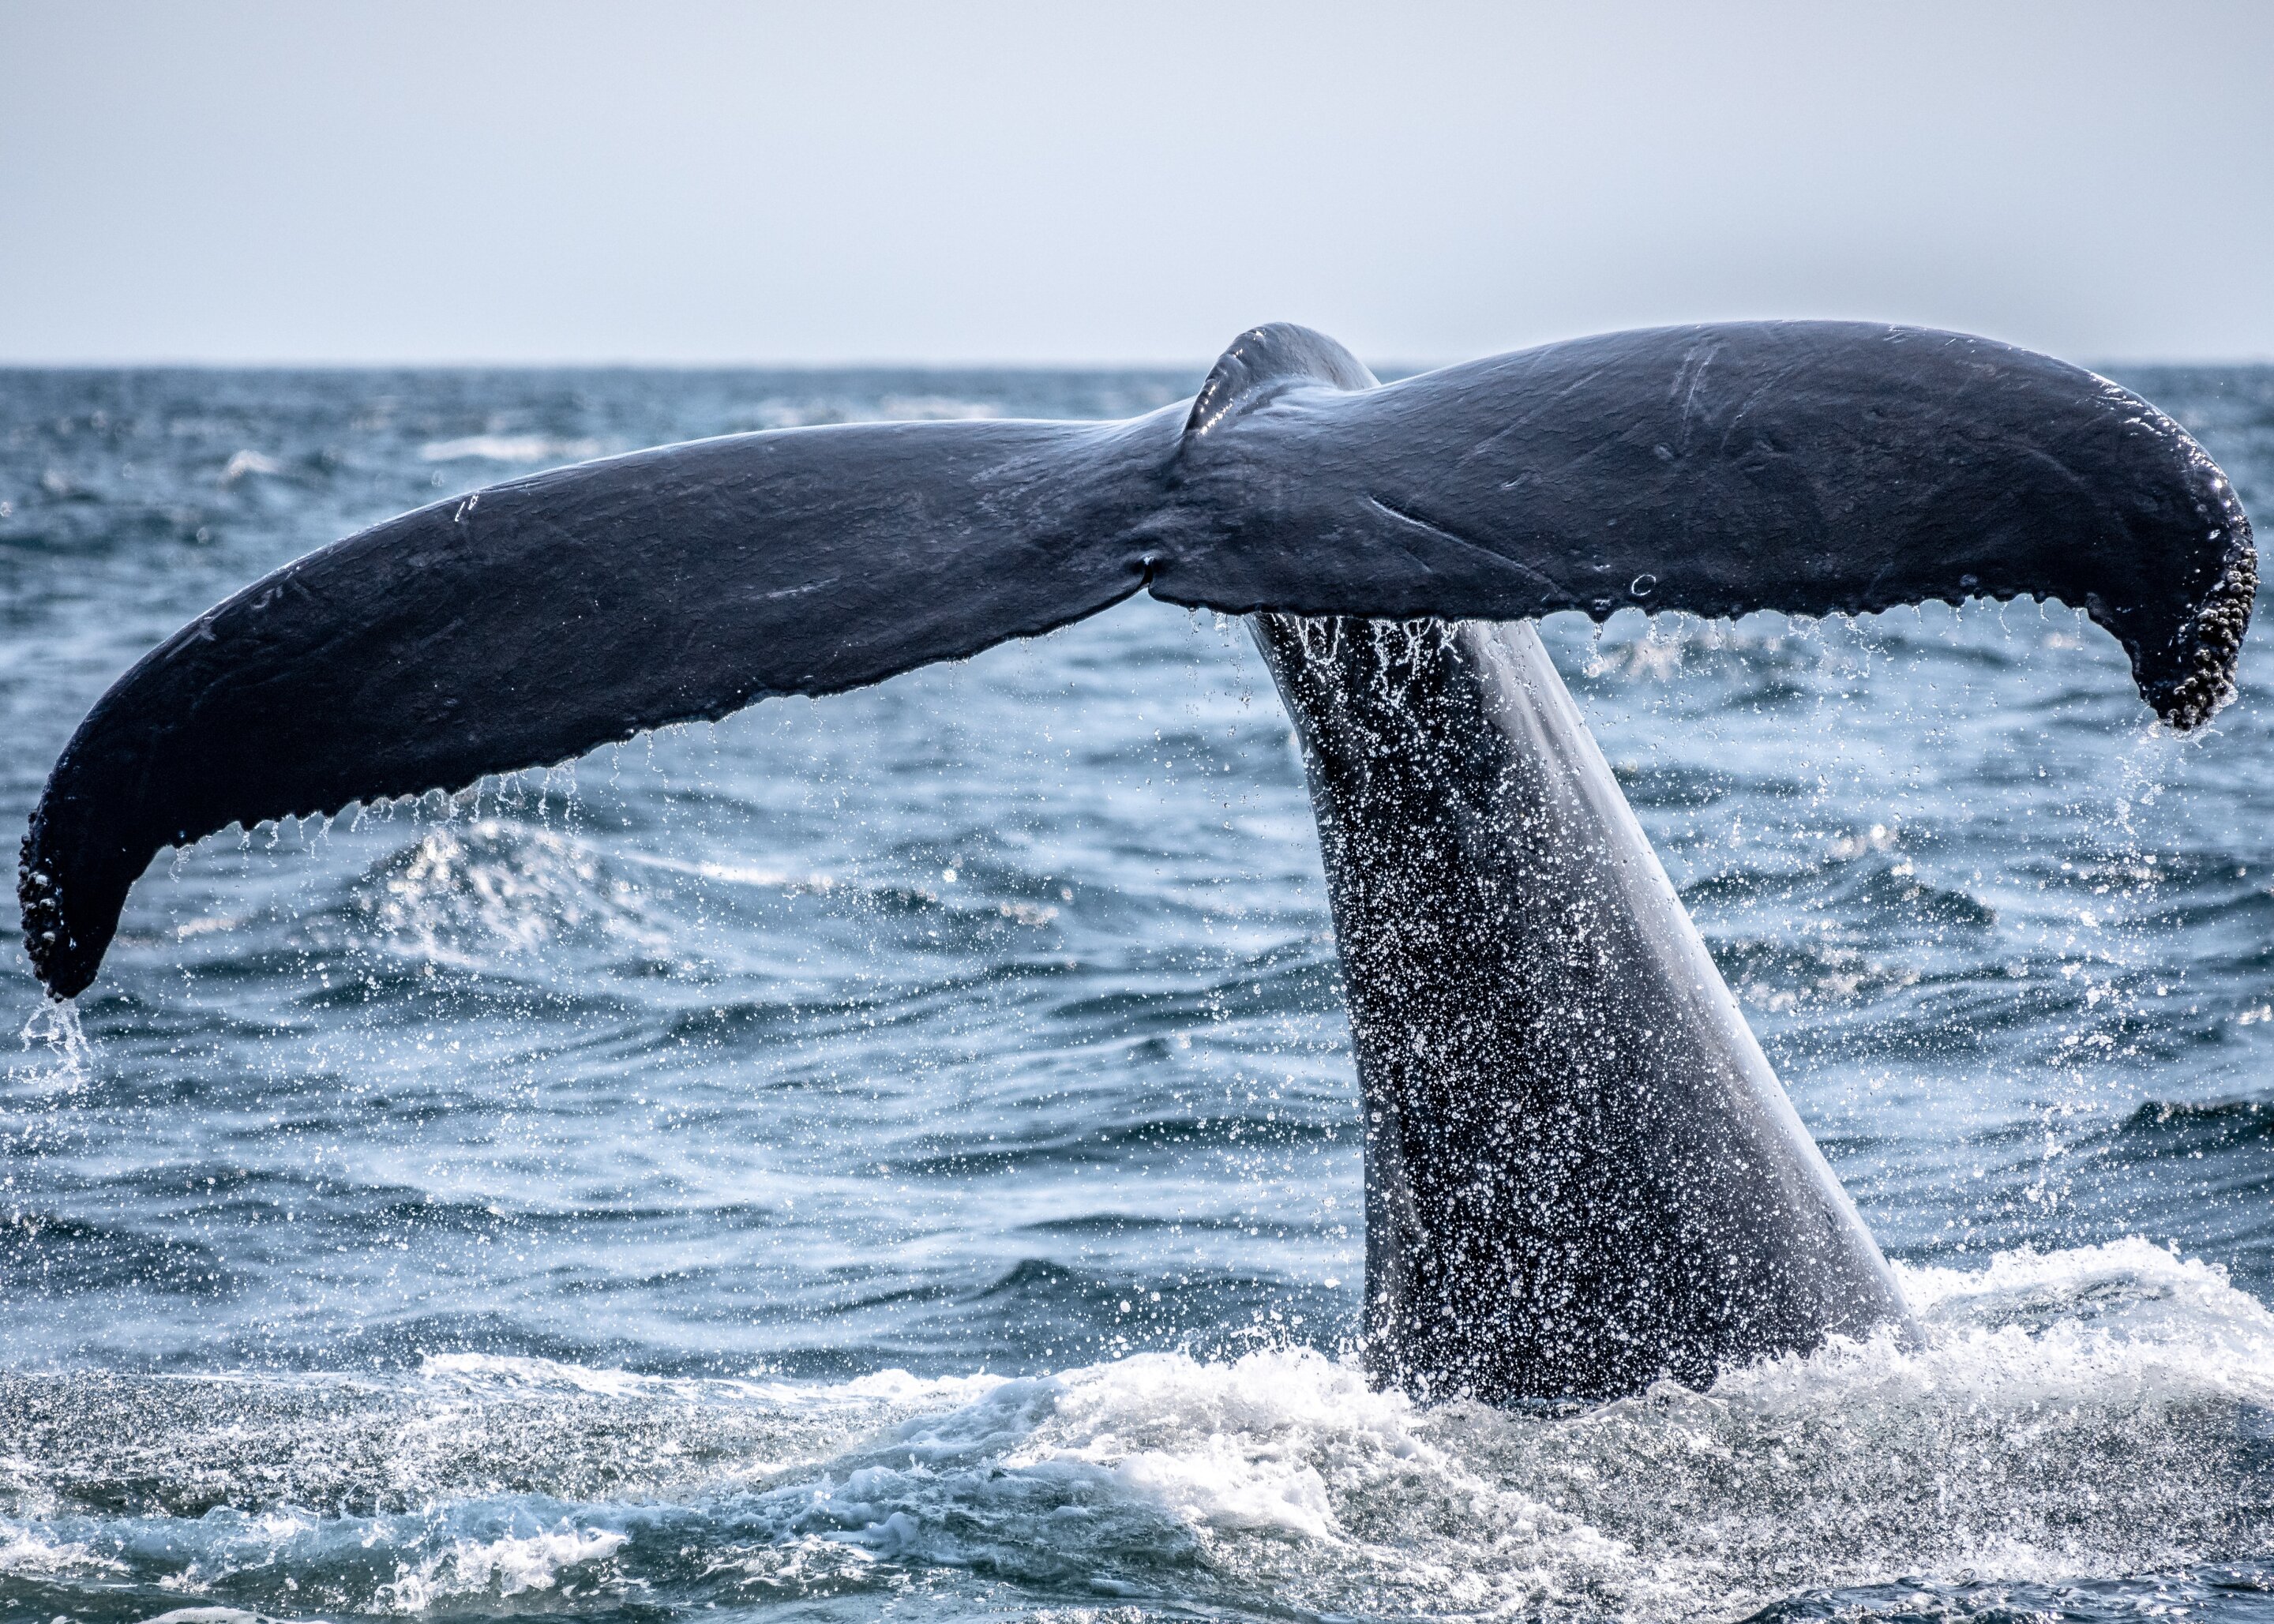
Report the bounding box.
[2,1243,2265,1621]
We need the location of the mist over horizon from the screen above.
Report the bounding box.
[4,1,2271,367]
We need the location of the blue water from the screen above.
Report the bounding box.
[3,364,2273,1622]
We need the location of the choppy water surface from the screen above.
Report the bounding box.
[3,364,2273,1623]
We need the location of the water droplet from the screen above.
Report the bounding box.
[1630,574,1656,598]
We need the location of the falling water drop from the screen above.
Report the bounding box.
[17,997,91,1090]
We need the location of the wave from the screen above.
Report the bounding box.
[417,435,605,464]
[722,396,1008,431]
[2,1242,2268,1622]
[2113,1093,2274,1150]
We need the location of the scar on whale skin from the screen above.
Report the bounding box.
[18,321,2256,1405]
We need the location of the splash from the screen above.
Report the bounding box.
[351,819,667,963]
[13,995,90,1090]
[1,1245,2267,1622]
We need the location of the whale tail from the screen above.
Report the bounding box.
[21,321,2251,1000]
[13,323,2253,1404]
[1258,612,1914,1401]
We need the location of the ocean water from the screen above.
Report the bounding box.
[2,362,2272,1624]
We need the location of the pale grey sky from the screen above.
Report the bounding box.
[3,1,2269,366]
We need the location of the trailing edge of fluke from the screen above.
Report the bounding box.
[18,321,2259,999]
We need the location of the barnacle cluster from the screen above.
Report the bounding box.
[2160,537,2257,732]
[18,827,69,996]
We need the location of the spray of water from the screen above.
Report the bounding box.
[14,996,90,1092]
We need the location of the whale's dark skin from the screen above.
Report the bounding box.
[1257,613,1911,1401]
[17,322,2255,1404]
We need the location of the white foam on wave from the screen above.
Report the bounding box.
[0,1518,126,1579]
[411,1350,1006,1423]
[2,1243,2268,1619]
[418,1349,660,1397]
[219,449,283,484]
[375,1524,627,1612]
[727,396,1005,431]
[0,1495,631,1617]
[713,1240,2274,1618]
[876,395,1004,422]
[997,1349,1402,1540]
[417,434,603,463]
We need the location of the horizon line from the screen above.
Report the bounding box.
[6,351,2274,373]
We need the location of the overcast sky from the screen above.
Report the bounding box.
[3,2,2269,366]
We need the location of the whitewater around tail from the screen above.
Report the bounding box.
[3,1240,2268,1623]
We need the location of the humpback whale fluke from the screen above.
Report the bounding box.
[1255,611,1915,1400]
[17,321,2253,1402]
